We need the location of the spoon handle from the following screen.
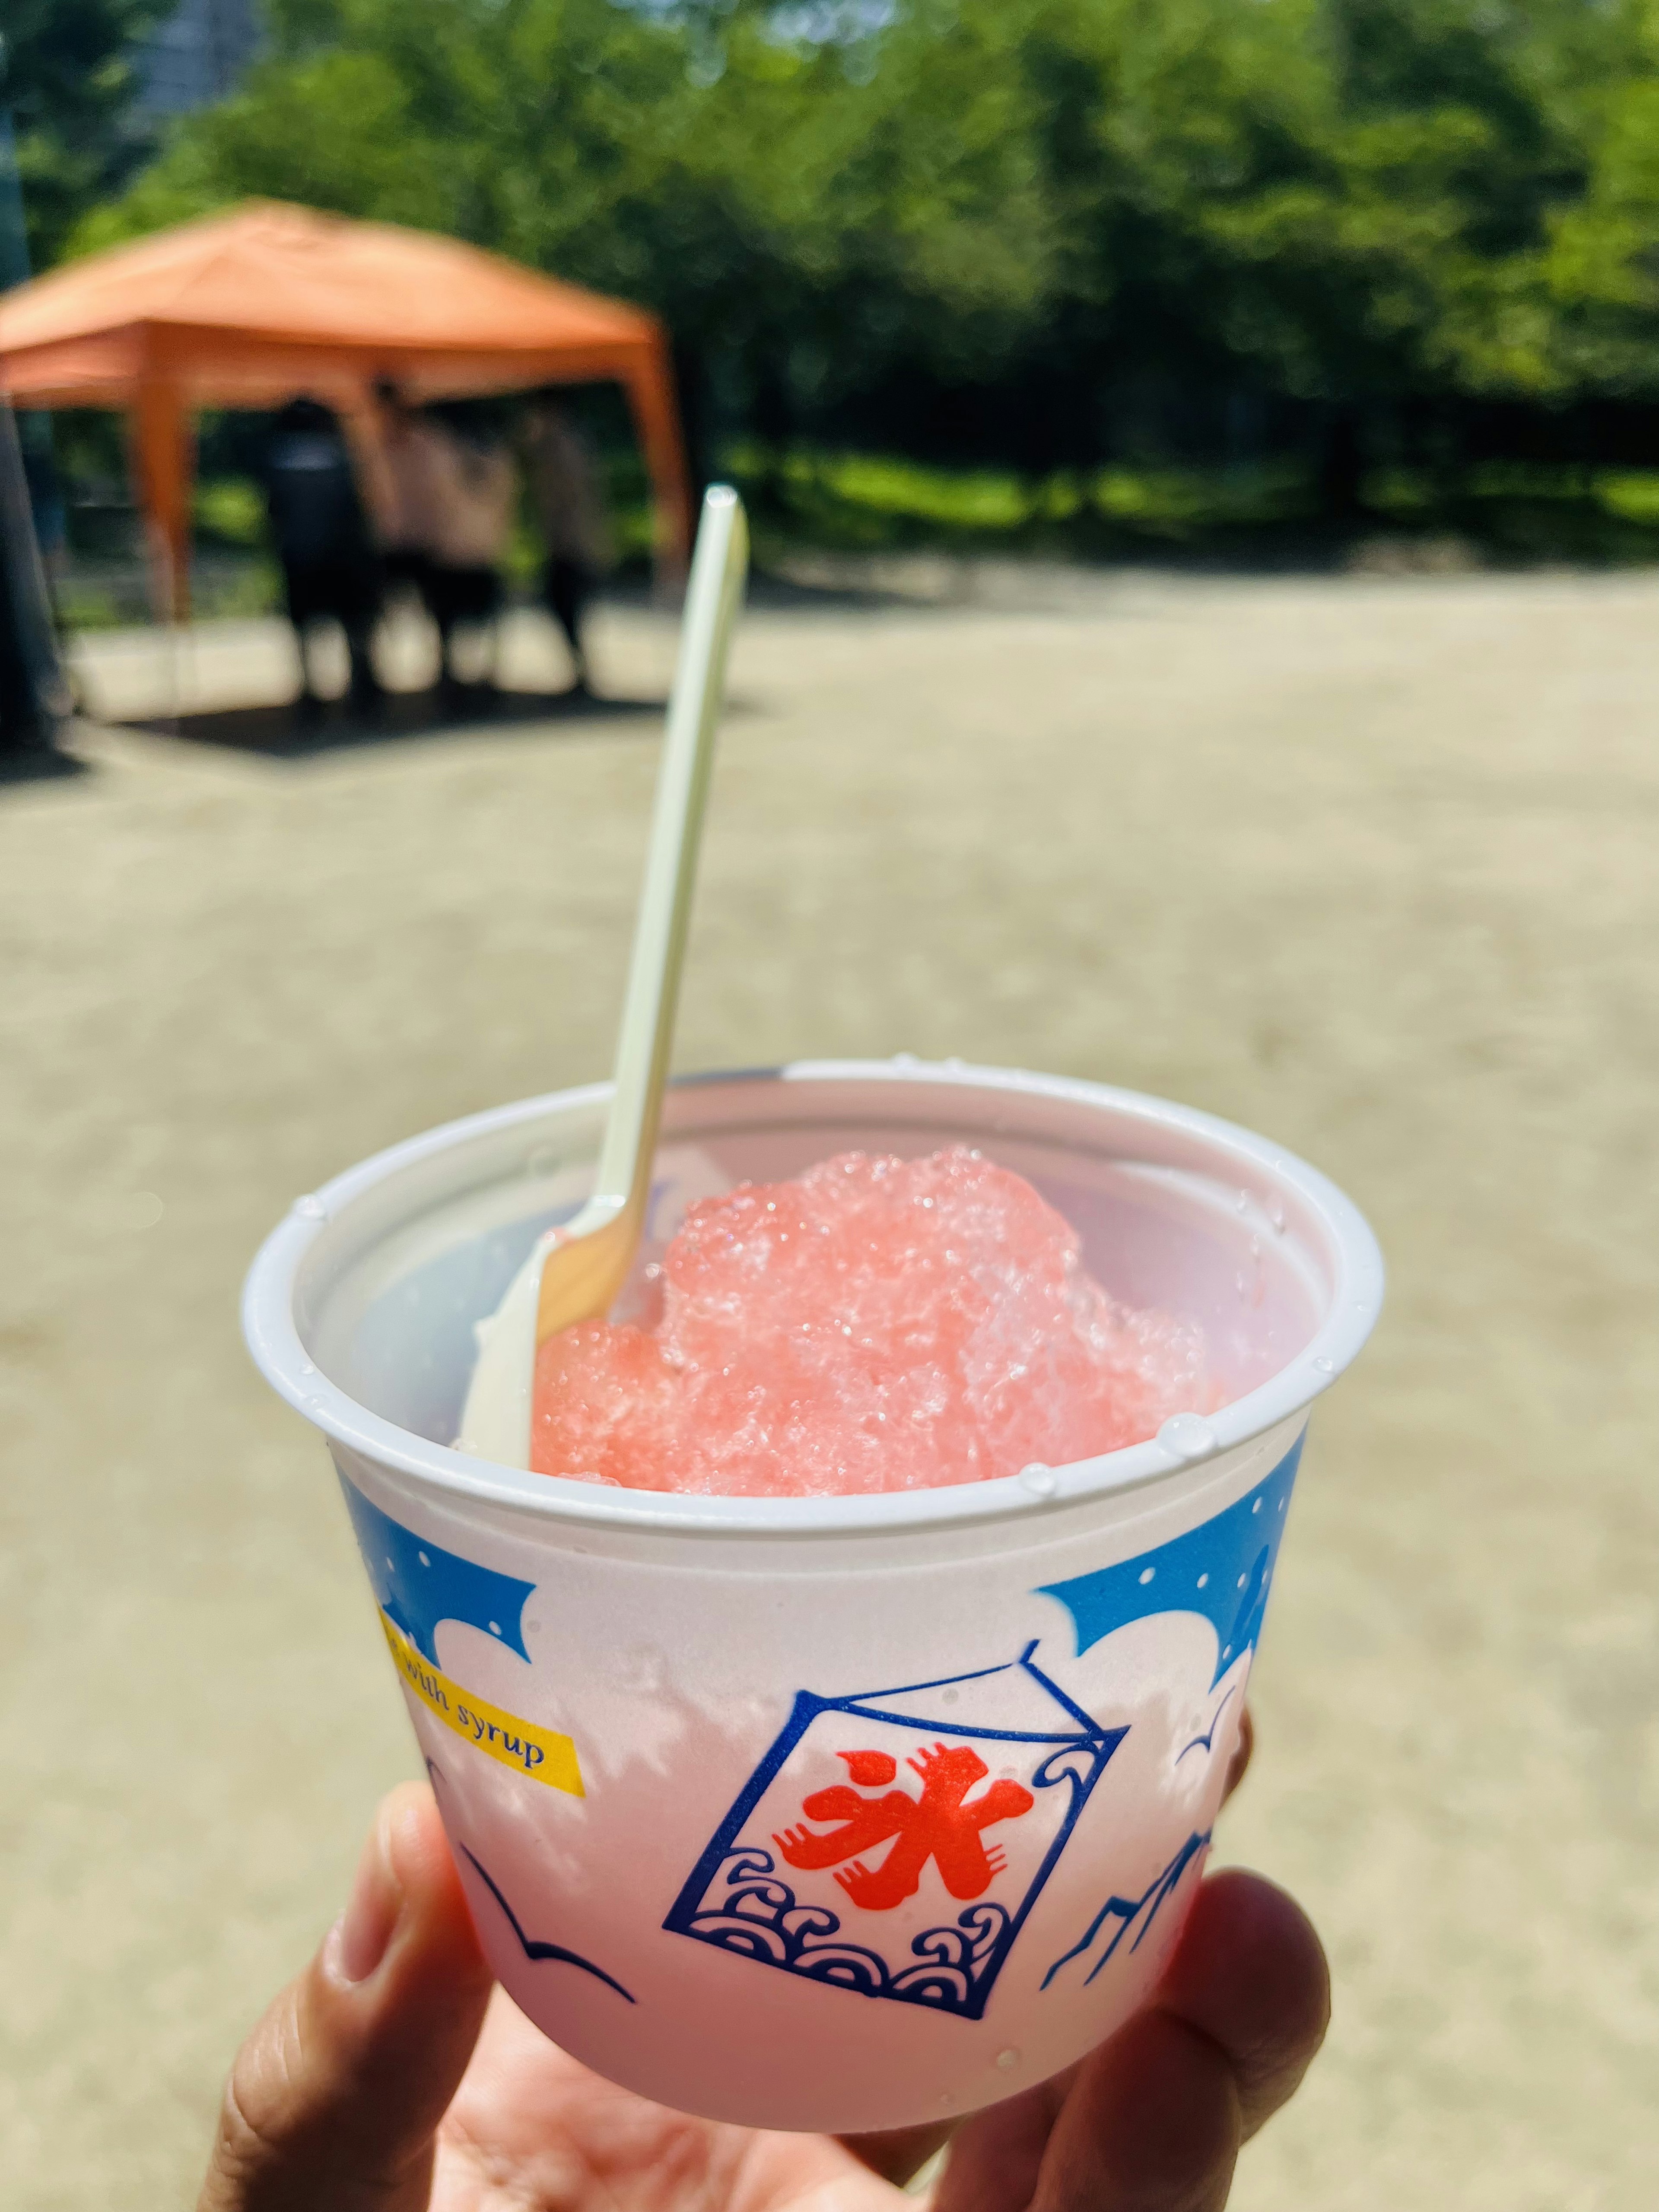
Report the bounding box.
[534,485,748,1344]
[600,484,748,1209]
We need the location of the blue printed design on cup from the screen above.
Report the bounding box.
[1039,1829,1211,1992]
[664,1644,1126,2020]
[340,1480,535,1665]
[1038,1436,1303,1686]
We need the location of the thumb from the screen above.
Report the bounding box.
[199,1780,495,2212]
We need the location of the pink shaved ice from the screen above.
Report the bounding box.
[530,1146,1208,1497]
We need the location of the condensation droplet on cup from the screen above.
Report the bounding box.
[292,1193,327,1221]
[892,1052,921,1070]
[1312,1355,1336,1374]
[299,1359,316,1377]
[996,2047,1021,2071]
[304,1395,327,1415]
[1158,1413,1217,1462]
[1020,1463,1057,1497]
[1269,1200,1287,1233]
[939,2091,955,2109]
[943,1055,966,1073]
[1235,1189,1250,1213]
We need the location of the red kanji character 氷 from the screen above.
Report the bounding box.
[772,1742,1034,1911]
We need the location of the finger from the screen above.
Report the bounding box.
[1036,2008,1241,2212]
[853,1706,1249,2207]
[840,2121,957,2187]
[940,1869,1326,2212]
[1221,1705,1254,1805]
[928,2069,1076,2212]
[199,1781,494,2212]
[1152,1867,1330,2141]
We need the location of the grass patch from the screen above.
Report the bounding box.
[194,476,267,549]
[57,451,1659,635]
[719,446,1659,568]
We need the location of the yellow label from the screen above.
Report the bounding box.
[381,1614,585,1796]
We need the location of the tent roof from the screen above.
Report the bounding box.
[0,201,668,408]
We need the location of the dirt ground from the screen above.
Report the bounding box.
[3,571,1655,2209]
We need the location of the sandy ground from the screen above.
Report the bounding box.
[2,572,1656,2208]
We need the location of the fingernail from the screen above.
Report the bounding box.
[332,1811,404,1985]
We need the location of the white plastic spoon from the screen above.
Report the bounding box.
[458,485,749,1469]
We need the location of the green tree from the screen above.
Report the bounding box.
[1539,0,1659,398]
[79,0,1058,381]
[3,0,168,272]
[72,0,1068,466]
[62,0,1659,483]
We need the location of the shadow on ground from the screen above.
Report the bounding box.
[111,682,668,759]
[0,744,92,788]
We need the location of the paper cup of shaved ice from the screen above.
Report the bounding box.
[243,1059,1382,2135]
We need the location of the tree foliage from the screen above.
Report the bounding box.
[3,0,168,272]
[54,0,1659,467]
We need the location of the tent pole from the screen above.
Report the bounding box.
[339,382,398,547]
[128,379,194,624]
[623,345,693,593]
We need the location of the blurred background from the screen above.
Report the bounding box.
[2,4,1656,2209]
[17,0,1659,619]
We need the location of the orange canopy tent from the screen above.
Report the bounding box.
[0,201,692,617]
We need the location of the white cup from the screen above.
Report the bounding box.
[243,1059,1382,2133]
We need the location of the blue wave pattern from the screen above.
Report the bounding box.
[1038,1436,1303,1688]
[340,1480,534,1667]
[682,1847,1013,2011]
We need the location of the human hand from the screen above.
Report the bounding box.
[199,1717,1328,2212]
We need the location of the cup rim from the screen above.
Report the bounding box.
[242,1057,1384,1539]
